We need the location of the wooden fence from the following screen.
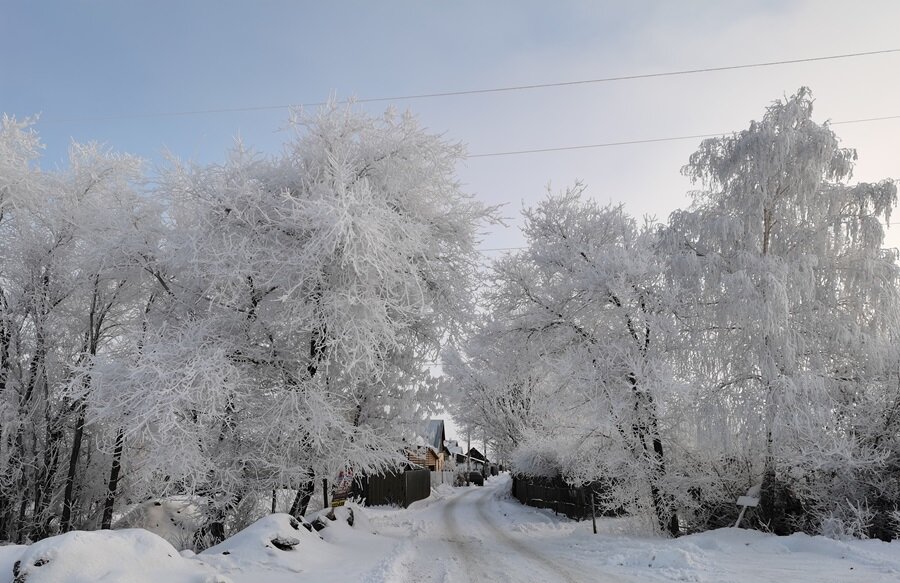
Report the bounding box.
[355,469,431,508]
[511,475,615,521]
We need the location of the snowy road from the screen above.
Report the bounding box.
[362,474,900,583]
[369,475,628,582]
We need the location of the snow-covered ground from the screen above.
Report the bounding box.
[364,475,900,582]
[2,474,899,582]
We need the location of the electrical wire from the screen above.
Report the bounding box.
[467,115,900,158]
[43,48,900,124]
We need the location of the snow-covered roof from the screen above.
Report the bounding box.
[467,447,488,462]
[446,444,463,456]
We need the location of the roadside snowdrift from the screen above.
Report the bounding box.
[2,481,900,582]
[9,528,223,583]
[0,506,387,583]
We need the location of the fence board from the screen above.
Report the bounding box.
[405,469,431,506]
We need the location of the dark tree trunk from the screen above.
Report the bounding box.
[0,498,10,541]
[101,426,126,529]
[13,325,47,542]
[756,434,800,535]
[61,280,109,533]
[287,312,327,520]
[16,486,28,542]
[650,432,679,537]
[0,294,10,539]
[31,418,64,539]
[289,476,315,519]
[629,373,679,537]
[60,399,87,532]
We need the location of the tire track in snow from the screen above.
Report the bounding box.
[442,488,483,582]
[476,480,640,583]
[382,479,633,583]
[442,485,598,583]
[473,489,589,583]
[475,496,586,583]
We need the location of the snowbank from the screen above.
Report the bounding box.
[198,505,393,583]
[9,528,224,583]
[0,546,25,583]
[203,513,322,556]
[197,513,329,582]
[0,506,389,583]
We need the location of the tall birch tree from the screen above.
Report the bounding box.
[667,87,899,534]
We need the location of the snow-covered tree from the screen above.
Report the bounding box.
[0,116,160,540]
[448,186,682,535]
[84,104,490,543]
[665,87,899,535]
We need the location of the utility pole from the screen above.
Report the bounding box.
[466,430,471,486]
[483,431,488,477]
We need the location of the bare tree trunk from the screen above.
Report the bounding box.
[0,292,14,539]
[630,373,679,537]
[289,311,327,519]
[650,426,679,536]
[13,318,47,542]
[60,399,87,532]
[15,486,28,542]
[32,416,63,539]
[289,475,315,519]
[101,426,126,529]
[61,279,109,532]
[101,294,152,530]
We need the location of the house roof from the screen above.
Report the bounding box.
[445,441,463,456]
[424,419,445,451]
[467,447,488,462]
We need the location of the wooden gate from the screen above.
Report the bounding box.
[359,469,431,507]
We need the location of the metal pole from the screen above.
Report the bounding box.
[734,505,747,528]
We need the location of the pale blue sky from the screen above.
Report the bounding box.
[4,1,899,254]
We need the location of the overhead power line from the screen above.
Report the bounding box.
[467,114,900,158]
[44,48,900,124]
[468,133,723,158]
